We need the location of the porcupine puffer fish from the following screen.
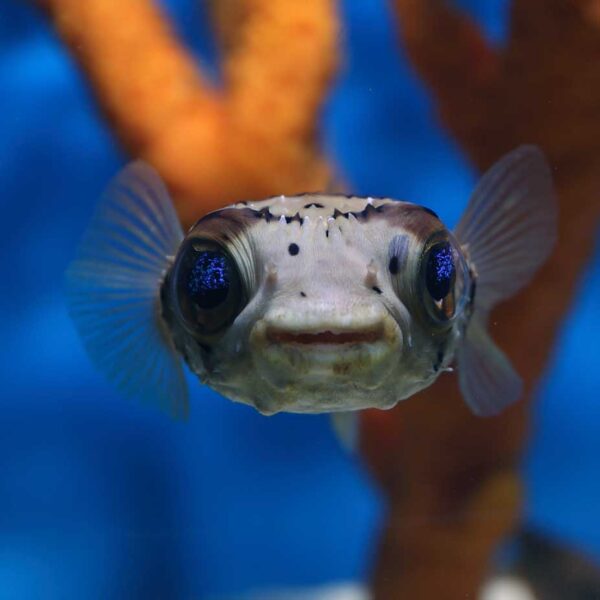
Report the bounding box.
[66,146,557,430]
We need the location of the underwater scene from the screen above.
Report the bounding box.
[1,0,600,598]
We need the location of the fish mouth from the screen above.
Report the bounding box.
[250,318,400,384]
[247,317,402,413]
[265,326,385,346]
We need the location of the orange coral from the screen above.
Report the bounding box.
[38,0,600,596]
[40,0,338,227]
[362,0,600,597]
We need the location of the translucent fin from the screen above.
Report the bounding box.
[66,161,189,419]
[456,315,522,417]
[455,145,557,310]
[454,146,556,416]
[330,412,359,452]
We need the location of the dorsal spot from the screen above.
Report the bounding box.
[372,286,383,295]
[300,291,307,297]
[389,256,399,275]
[332,208,349,220]
[288,243,300,256]
[359,203,384,219]
[255,207,274,222]
[284,212,303,225]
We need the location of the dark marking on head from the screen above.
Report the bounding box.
[419,205,439,219]
[325,230,330,238]
[300,291,307,298]
[288,243,300,256]
[359,204,374,219]
[284,212,303,225]
[359,203,386,219]
[189,207,258,241]
[256,206,274,222]
[304,202,324,209]
[388,234,410,276]
[332,208,349,220]
[372,286,383,295]
[378,203,444,239]
[326,201,390,223]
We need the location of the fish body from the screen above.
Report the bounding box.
[162,195,470,416]
[67,146,557,420]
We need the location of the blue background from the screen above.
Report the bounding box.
[0,0,598,598]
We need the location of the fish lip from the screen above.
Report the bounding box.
[265,325,385,346]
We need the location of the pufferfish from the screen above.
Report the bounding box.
[66,146,557,433]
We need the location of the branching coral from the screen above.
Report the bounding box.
[39,0,600,597]
[39,0,338,227]
[362,0,600,597]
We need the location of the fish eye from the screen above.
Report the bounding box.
[426,242,455,302]
[173,240,244,336]
[419,237,468,324]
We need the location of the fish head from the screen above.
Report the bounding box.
[162,195,473,415]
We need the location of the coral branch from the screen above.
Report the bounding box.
[363,0,600,597]
[223,1,337,199]
[40,0,337,226]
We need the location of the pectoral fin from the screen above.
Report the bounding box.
[66,162,189,418]
[453,146,556,416]
[456,314,522,417]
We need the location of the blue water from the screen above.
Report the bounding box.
[0,1,598,598]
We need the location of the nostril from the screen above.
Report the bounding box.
[266,328,384,345]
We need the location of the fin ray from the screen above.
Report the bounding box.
[455,145,557,310]
[457,315,523,416]
[454,146,556,416]
[66,161,188,419]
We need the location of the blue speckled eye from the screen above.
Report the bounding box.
[426,242,455,301]
[419,237,466,325]
[174,241,244,336]
[188,251,231,309]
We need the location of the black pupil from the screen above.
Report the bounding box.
[187,250,230,309]
[426,242,455,301]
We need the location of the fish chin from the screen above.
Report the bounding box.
[243,315,406,413]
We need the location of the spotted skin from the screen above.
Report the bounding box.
[162,194,473,415]
[67,146,556,419]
